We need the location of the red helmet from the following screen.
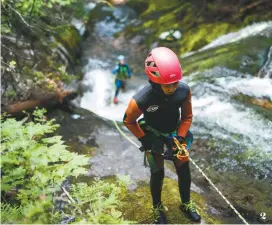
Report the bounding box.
[145,47,182,84]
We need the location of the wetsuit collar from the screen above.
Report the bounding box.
[149,80,174,100]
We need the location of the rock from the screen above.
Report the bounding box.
[129,35,144,44]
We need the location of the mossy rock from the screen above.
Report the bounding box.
[53,25,81,59]
[180,23,235,53]
[124,0,272,55]
[232,94,272,121]
[122,177,222,224]
[181,35,272,75]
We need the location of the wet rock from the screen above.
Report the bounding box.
[129,35,144,44]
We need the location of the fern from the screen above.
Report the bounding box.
[1,110,135,224]
[0,203,23,224]
[69,176,135,224]
[0,109,89,223]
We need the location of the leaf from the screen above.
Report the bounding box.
[9,60,16,67]
[42,136,63,144]
[110,209,122,219]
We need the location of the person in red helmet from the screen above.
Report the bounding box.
[123,47,201,224]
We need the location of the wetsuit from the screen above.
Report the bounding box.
[112,63,131,98]
[123,81,193,207]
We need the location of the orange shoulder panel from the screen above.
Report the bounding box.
[177,90,193,138]
[123,98,145,138]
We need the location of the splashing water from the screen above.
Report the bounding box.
[184,67,272,178]
[80,59,137,121]
[258,45,272,78]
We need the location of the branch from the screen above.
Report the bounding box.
[239,0,269,13]
[8,4,32,28]
[61,186,76,203]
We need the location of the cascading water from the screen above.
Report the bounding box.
[79,21,272,181]
[258,45,272,78]
[74,3,272,219]
[183,67,272,179]
[80,59,139,121]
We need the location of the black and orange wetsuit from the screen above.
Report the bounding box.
[123,82,192,139]
[123,81,193,207]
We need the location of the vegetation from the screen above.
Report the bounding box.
[125,0,272,54]
[69,177,134,224]
[1,0,88,106]
[1,108,133,224]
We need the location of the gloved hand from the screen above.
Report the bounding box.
[138,135,152,152]
[170,136,186,150]
[175,136,186,144]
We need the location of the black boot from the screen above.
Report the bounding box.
[153,203,167,224]
[180,201,201,222]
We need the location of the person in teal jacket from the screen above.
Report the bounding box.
[112,55,131,104]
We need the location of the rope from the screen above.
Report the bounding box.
[111,105,249,225]
[110,77,249,224]
[188,160,249,225]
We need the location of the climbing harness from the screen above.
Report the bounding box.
[112,120,249,225]
[109,84,249,225]
[139,120,191,165]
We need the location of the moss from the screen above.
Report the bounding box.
[124,0,272,55]
[122,177,222,224]
[53,25,81,57]
[218,172,272,218]
[180,23,235,53]
[4,89,17,97]
[141,0,181,18]
[181,35,272,75]
[232,94,272,121]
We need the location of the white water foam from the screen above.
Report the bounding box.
[183,67,272,153]
[80,60,137,121]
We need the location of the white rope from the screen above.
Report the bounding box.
[111,101,249,224]
[109,76,249,224]
[189,159,249,225]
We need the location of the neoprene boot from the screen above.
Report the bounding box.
[180,201,201,222]
[113,97,118,104]
[153,203,167,224]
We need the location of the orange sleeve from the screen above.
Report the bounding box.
[123,98,145,138]
[177,90,193,138]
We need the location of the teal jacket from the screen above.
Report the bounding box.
[112,63,131,81]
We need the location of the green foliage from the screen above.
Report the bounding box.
[125,0,272,54]
[68,176,135,224]
[1,108,89,223]
[1,0,83,104]
[3,89,17,97]
[1,109,134,224]
[9,0,77,17]
[1,203,23,223]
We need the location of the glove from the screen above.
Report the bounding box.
[170,136,186,150]
[138,135,152,152]
[175,136,186,144]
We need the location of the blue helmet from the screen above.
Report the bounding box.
[118,55,125,61]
